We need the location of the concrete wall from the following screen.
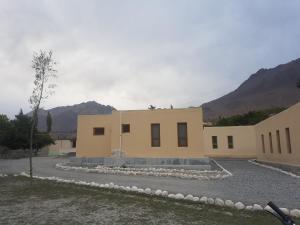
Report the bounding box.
[76,115,112,157]
[76,108,204,158]
[255,102,300,166]
[204,126,257,158]
[48,140,75,155]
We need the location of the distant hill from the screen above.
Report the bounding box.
[202,58,300,121]
[29,101,115,138]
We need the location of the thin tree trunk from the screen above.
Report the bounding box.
[29,110,37,179]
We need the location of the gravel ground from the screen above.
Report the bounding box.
[0,157,299,209]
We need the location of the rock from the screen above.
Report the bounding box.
[155,189,162,196]
[235,202,245,210]
[184,194,194,201]
[290,209,300,218]
[225,200,234,208]
[245,206,253,211]
[192,197,200,202]
[161,191,168,197]
[279,208,289,215]
[104,184,109,188]
[215,198,224,207]
[200,196,208,204]
[137,188,144,193]
[175,193,184,200]
[131,186,138,191]
[207,198,215,205]
[253,204,263,211]
[144,188,151,194]
[113,185,119,189]
[168,194,175,199]
[109,182,114,188]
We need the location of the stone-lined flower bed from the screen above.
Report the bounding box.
[7,172,300,219]
[55,163,232,180]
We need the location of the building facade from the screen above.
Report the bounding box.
[76,107,204,158]
[76,103,300,167]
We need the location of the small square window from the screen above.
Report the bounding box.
[122,124,130,133]
[93,127,104,135]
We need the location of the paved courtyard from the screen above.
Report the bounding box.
[0,157,299,209]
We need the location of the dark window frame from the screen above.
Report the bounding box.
[261,134,265,153]
[177,122,188,147]
[212,136,218,149]
[93,127,105,136]
[269,132,273,153]
[285,128,292,154]
[227,135,234,149]
[151,123,160,147]
[276,130,281,154]
[122,124,130,133]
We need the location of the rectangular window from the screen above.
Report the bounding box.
[177,122,188,147]
[276,130,281,154]
[227,136,234,149]
[261,134,265,153]
[151,124,160,147]
[122,124,130,133]
[93,127,104,135]
[212,136,218,149]
[285,128,292,154]
[269,132,273,153]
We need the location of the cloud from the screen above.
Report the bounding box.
[1,0,300,117]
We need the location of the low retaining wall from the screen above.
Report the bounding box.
[70,157,211,170]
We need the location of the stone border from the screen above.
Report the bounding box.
[1,172,298,218]
[248,160,300,179]
[55,163,231,180]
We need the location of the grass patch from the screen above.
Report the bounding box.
[0,176,297,225]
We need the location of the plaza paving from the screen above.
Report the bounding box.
[0,157,299,209]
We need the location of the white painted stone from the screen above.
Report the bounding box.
[144,188,151,194]
[155,190,162,196]
[290,209,300,218]
[253,204,263,211]
[109,182,114,187]
[161,191,168,197]
[104,184,109,188]
[225,200,234,208]
[168,194,175,199]
[279,208,289,215]
[235,202,245,210]
[200,196,208,204]
[207,198,214,205]
[184,194,194,201]
[215,198,224,207]
[131,186,138,191]
[137,188,144,193]
[175,193,184,200]
[192,197,199,202]
[245,206,253,211]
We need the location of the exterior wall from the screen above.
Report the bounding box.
[255,102,300,166]
[203,126,257,158]
[76,115,112,157]
[48,140,75,155]
[76,108,204,158]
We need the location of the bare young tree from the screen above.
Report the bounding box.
[29,50,57,178]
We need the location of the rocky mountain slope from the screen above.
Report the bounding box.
[202,58,300,121]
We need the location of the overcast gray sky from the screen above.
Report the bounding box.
[1,0,300,117]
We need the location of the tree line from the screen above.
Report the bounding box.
[0,110,54,155]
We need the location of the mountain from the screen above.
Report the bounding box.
[31,101,115,138]
[202,58,300,121]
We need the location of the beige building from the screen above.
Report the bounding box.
[204,126,257,158]
[76,102,300,167]
[76,107,204,158]
[48,139,76,156]
[255,102,300,166]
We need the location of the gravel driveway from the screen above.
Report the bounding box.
[0,157,299,209]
